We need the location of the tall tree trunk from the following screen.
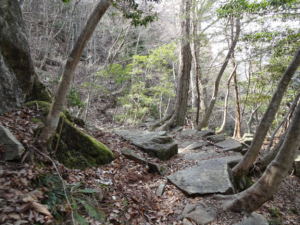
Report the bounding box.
[216,100,300,213]
[156,0,192,131]
[230,17,242,138]
[38,0,112,145]
[246,104,261,134]
[216,64,236,134]
[196,18,240,131]
[232,46,300,176]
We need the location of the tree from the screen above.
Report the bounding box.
[196,18,240,131]
[156,0,192,131]
[38,0,112,145]
[216,85,300,213]
[232,46,300,176]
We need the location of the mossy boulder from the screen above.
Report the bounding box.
[25,101,114,169]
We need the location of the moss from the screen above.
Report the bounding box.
[24,101,114,169]
[52,118,114,170]
[232,174,254,191]
[26,74,53,103]
[268,207,280,218]
[289,207,299,214]
[31,117,43,123]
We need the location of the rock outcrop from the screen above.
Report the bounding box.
[115,130,178,161]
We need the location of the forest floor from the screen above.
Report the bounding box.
[1,106,300,225]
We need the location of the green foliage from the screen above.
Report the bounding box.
[68,86,85,108]
[35,173,104,224]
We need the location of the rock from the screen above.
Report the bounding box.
[171,126,183,133]
[177,204,197,220]
[215,139,243,152]
[185,140,208,150]
[183,218,193,225]
[294,151,300,177]
[115,130,178,161]
[184,151,220,160]
[197,154,243,168]
[181,129,198,135]
[73,117,85,128]
[121,148,145,162]
[236,212,268,225]
[168,159,235,195]
[179,141,194,148]
[26,101,114,169]
[156,183,166,196]
[243,138,253,146]
[144,119,160,128]
[0,0,35,114]
[184,202,216,225]
[0,126,25,161]
[206,134,225,143]
[241,149,248,155]
[197,130,215,137]
[121,148,169,176]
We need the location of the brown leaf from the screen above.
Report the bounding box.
[31,202,53,218]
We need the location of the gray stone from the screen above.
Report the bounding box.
[236,212,268,225]
[183,218,193,225]
[168,159,235,195]
[185,140,208,150]
[171,126,183,133]
[197,130,215,137]
[115,130,177,161]
[184,151,220,160]
[156,183,166,197]
[215,139,243,152]
[179,141,194,148]
[181,129,198,135]
[121,148,169,176]
[177,204,197,220]
[184,202,216,225]
[243,138,253,146]
[197,154,243,168]
[206,134,225,143]
[241,149,248,155]
[0,126,25,160]
[144,119,160,128]
[145,118,155,122]
[294,150,300,177]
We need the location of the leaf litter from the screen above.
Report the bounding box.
[0,106,300,224]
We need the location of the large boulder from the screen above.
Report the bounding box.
[0,126,25,160]
[168,159,235,195]
[0,0,35,114]
[26,101,114,169]
[115,130,178,161]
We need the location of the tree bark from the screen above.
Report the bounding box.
[216,64,236,134]
[216,99,300,213]
[38,0,112,144]
[196,18,240,131]
[156,0,192,131]
[232,46,300,176]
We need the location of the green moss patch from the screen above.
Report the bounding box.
[25,101,114,169]
[232,174,254,192]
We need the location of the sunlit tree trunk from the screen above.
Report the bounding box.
[38,0,112,146]
[232,46,300,176]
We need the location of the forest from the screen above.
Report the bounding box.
[0,0,300,224]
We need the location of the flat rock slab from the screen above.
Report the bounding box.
[181,129,198,135]
[184,151,220,161]
[236,212,268,225]
[206,134,225,143]
[121,148,169,176]
[197,154,243,168]
[168,159,235,195]
[156,183,166,196]
[179,141,194,148]
[116,130,177,161]
[0,126,25,160]
[214,139,243,152]
[185,140,208,150]
[184,202,216,225]
[171,126,183,133]
[197,130,215,137]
